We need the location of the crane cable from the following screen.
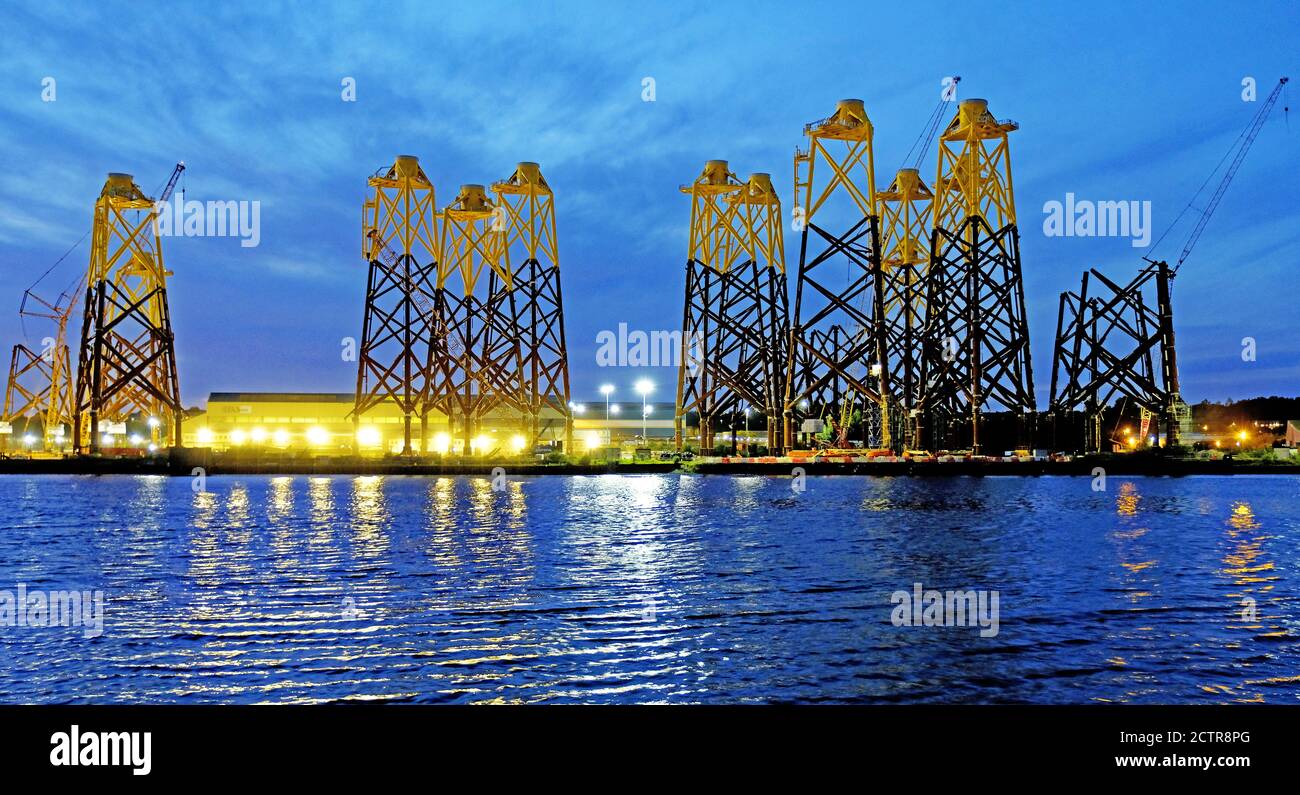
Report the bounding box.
[901,76,960,173]
[19,231,89,342]
[1147,77,1289,271]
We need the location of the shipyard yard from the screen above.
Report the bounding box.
[1,83,1294,471]
[2,2,1298,781]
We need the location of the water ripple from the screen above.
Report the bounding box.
[0,473,1298,703]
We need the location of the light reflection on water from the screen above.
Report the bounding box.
[0,474,1298,704]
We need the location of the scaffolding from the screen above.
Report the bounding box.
[782,99,888,452]
[490,162,573,450]
[675,161,788,452]
[917,99,1035,453]
[354,155,441,454]
[428,184,529,453]
[73,172,182,453]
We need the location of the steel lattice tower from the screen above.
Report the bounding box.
[917,99,1035,453]
[354,155,440,454]
[876,167,934,450]
[675,161,788,452]
[1049,259,1186,451]
[74,172,182,453]
[4,342,70,435]
[4,285,78,444]
[782,99,887,452]
[491,162,573,450]
[427,184,529,453]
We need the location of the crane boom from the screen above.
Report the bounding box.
[1176,77,1288,270]
[158,161,185,203]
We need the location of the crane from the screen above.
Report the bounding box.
[159,161,185,204]
[902,76,960,172]
[4,161,186,448]
[1052,79,1290,451]
[1158,77,1289,273]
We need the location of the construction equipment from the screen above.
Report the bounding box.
[354,155,441,454]
[3,285,78,445]
[782,99,888,453]
[6,163,184,451]
[158,162,185,207]
[675,162,788,453]
[917,98,1036,453]
[490,162,573,450]
[73,170,183,453]
[1173,77,1289,273]
[1050,261,1186,449]
[1050,78,1288,450]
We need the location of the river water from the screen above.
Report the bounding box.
[0,473,1296,704]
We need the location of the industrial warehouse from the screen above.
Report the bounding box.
[179,391,675,455]
[1,81,1294,467]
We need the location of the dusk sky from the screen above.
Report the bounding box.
[1,1,1296,409]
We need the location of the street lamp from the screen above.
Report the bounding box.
[600,384,615,420]
[636,379,653,440]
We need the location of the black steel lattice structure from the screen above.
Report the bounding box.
[354,155,440,454]
[1049,259,1184,451]
[917,99,1035,453]
[782,99,891,452]
[675,162,788,452]
[426,184,530,453]
[875,167,934,450]
[74,172,182,453]
[491,162,573,450]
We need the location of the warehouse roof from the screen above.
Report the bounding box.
[208,392,354,403]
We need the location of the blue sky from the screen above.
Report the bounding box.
[1,0,1296,409]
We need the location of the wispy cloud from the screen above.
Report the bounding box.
[0,0,1296,404]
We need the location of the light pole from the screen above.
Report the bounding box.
[744,406,750,456]
[600,384,614,420]
[635,379,653,441]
